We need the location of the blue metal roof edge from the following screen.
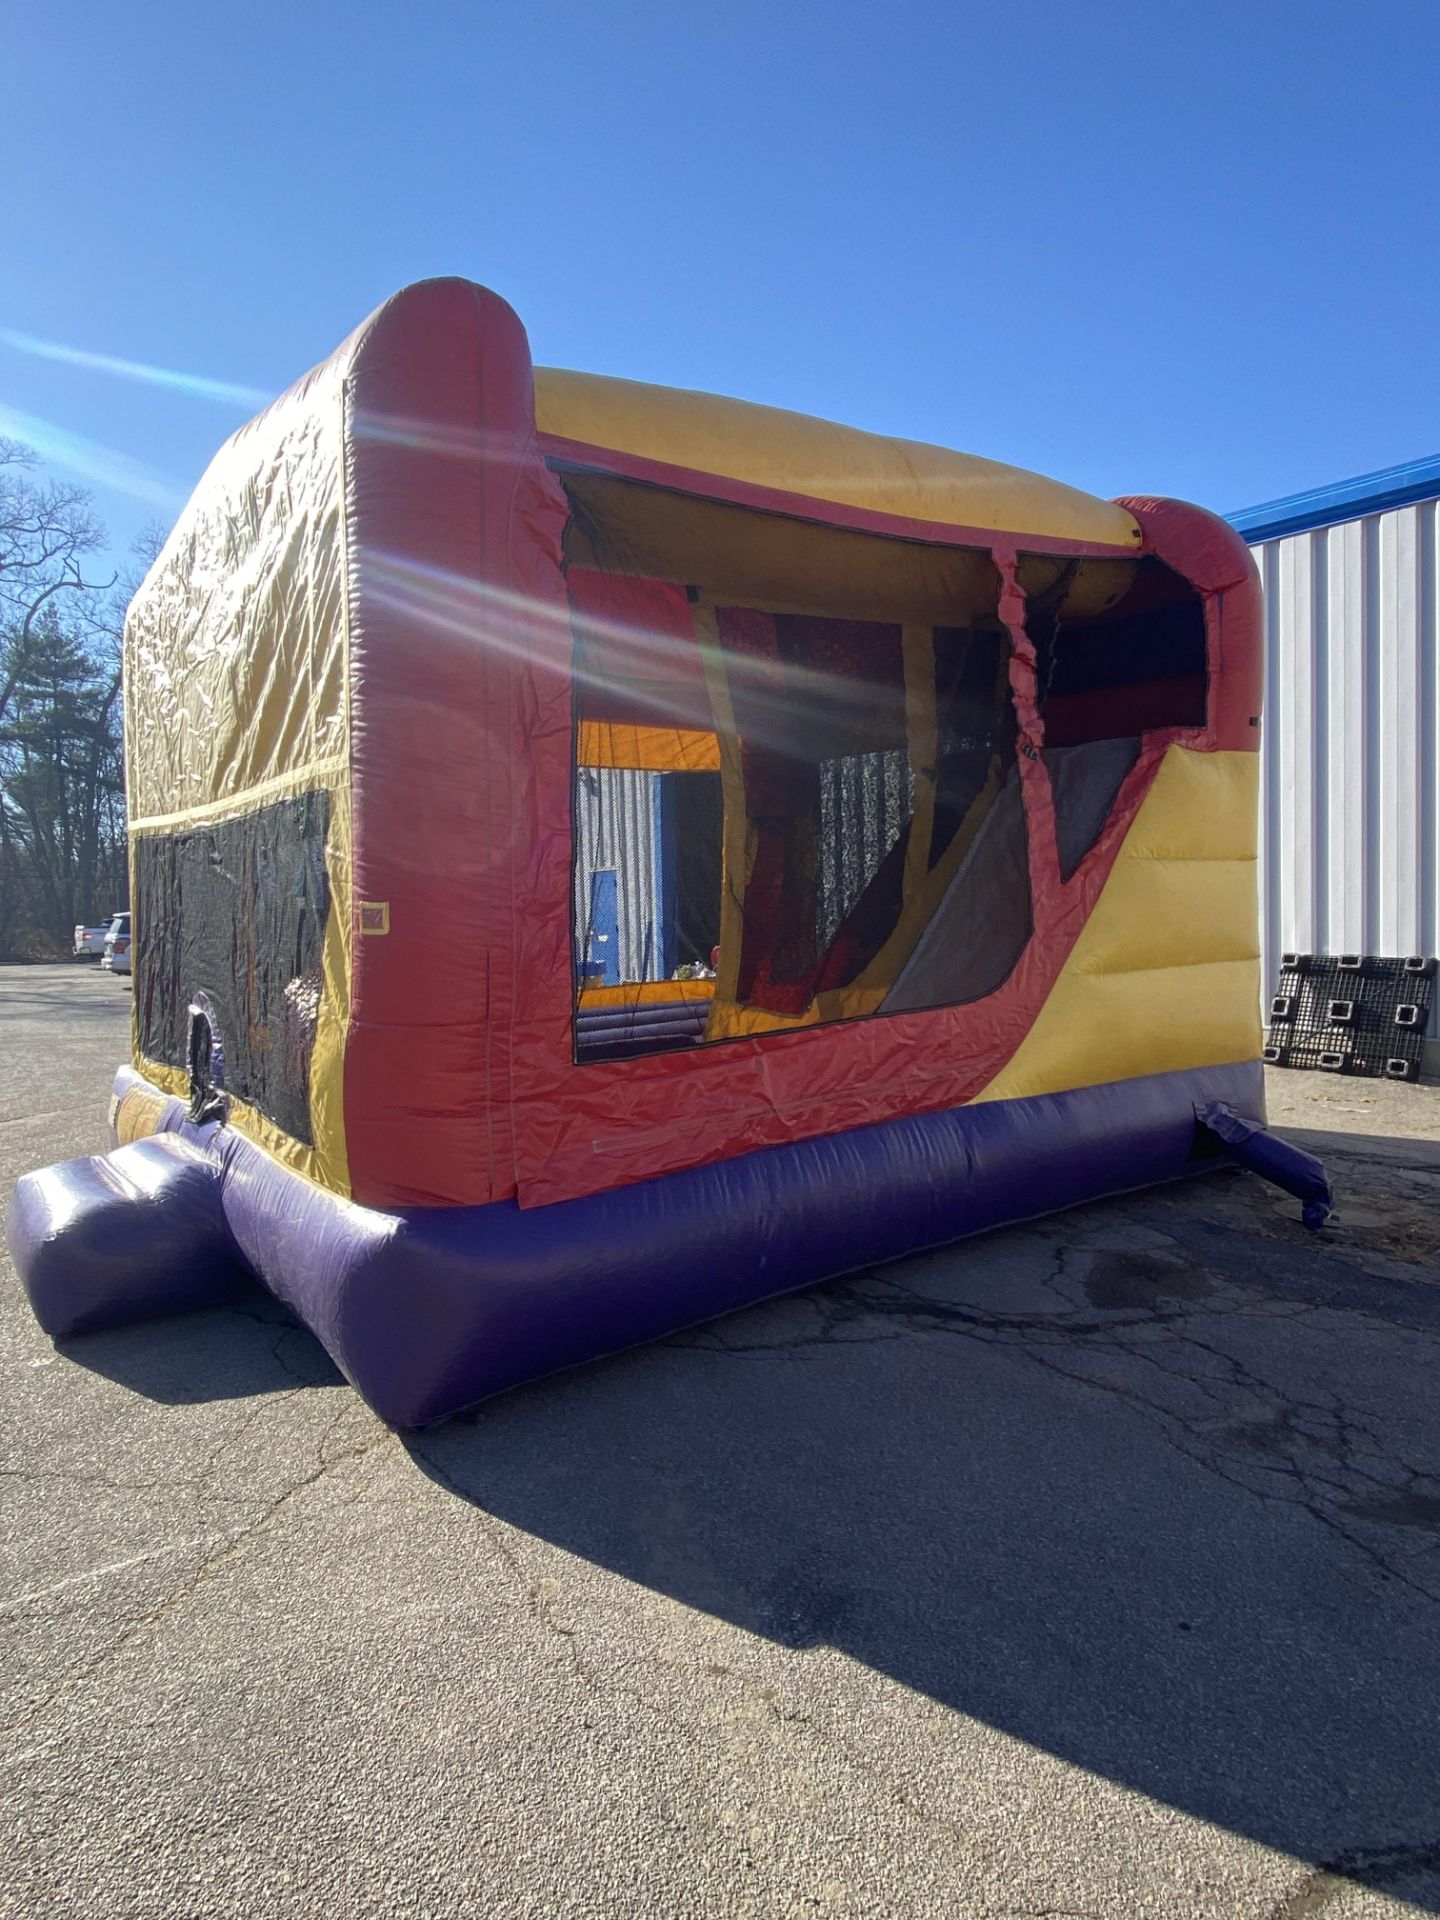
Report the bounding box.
[1228,452,1440,544]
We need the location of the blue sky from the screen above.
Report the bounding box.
[3,1,1437,568]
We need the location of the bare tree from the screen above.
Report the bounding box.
[0,438,113,733]
[0,447,159,954]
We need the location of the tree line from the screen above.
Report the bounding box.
[0,439,160,959]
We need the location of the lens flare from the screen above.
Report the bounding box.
[0,403,182,509]
[0,328,270,409]
[364,551,901,756]
[352,409,523,463]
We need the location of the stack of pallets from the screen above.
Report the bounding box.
[1265,954,1437,1082]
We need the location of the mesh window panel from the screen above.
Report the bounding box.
[881,622,1029,1013]
[882,770,1032,1013]
[1042,737,1140,882]
[133,791,331,1145]
[817,748,914,956]
[568,593,1041,1049]
[668,771,723,968]
[929,627,1016,866]
[723,613,912,1014]
[1035,558,1208,748]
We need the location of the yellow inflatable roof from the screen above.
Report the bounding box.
[533,367,1141,551]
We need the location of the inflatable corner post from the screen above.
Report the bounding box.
[9,278,1298,1427]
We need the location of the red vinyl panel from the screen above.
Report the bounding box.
[342,280,570,1207]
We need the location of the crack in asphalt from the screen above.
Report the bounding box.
[990,1909,1100,1919]
[1,1315,350,1611]
[1,1423,394,1743]
[669,1233,1440,1605]
[0,1465,258,1508]
[405,1201,1440,1889]
[1270,1838,1440,1916]
[410,1433,990,1860]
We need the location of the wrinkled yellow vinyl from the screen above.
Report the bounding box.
[125,354,349,828]
[536,368,1142,549]
[124,334,357,1193]
[976,748,1262,1102]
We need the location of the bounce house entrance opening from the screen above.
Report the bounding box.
[563,492,1066,1059]
[562,502,1217,1066]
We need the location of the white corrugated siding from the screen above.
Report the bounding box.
[1253,497,1440,1038]
[574,767,662,982]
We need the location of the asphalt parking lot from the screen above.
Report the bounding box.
[3,963,1440,1920]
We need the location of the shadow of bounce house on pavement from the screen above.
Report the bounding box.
[401,1185,1440,1914]
[49,1158,1440,1914]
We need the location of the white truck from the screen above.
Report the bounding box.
[73,917,118,958]
[101,913,132,975]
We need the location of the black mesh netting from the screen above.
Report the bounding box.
[568,596,1043,1050]
[882,770,1032,1012]
[880,624,1030,1012]
[133,790,331,1145]
[816,748,914,955]
[929,626,1017,866]
[669,770,724,968]
[722,614,913,1010]
[1042,736,1140,882]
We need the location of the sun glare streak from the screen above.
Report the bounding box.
[0,329,271,409]
[0,403,183,509]
[354,405,934,506]
[365,552,906,752]
[352,411,536,463]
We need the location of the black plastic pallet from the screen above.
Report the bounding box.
[1264,953,1436,1082]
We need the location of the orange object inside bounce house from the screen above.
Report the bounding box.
[7,279,1330,1429]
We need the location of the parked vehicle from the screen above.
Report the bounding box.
[102,913,132,975]
[73,919,117,958]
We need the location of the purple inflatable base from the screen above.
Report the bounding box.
[8,1058,1265,1428]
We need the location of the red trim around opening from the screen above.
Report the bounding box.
[510,498,1259,1210]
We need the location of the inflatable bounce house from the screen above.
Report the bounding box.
[8,279,1330,1427]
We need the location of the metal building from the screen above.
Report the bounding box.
[1231,454,1440,1069]
[574,767,662,985]
[574,754,914,990]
